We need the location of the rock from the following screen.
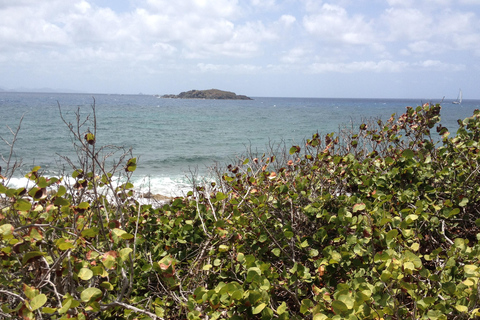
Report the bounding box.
[161,89,252,100]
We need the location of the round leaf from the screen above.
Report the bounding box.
[30,294,47,311]
[80,287,102,302]
[78,268,94,281]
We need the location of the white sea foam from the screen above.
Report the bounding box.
[3,174,196,199]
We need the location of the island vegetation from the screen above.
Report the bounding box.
[160,89,252,100]
[1,102,480,319]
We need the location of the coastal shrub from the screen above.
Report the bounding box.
[1,102,480,319]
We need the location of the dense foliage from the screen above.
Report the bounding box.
[1,103,480,319]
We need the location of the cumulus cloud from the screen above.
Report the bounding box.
[303,4,376,45]
[0,0,477,95]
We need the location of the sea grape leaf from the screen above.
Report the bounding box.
[81,228,99,238]
[119,248,133,262]
[56,238,74,251]
[30,294,47,311]
[0,224,13,237]
[252,303,266,315]
[77,202,90,210]
[14,198,31,212]
[80,287,102,303]
[402,149,415,159]
[455,305,469,313]
[277,302,287,315]
[353,203,366,212]
[54,197,70,206]
[331,300,349,314]
[125,158,137,172]
[23,284,39,299]
[100,282,114,290]
[78,268,94,280]
[22,251,45,265]
[41,307,57,314]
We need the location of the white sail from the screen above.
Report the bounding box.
[453,89,462,104]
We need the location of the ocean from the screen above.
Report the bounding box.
[1,92,479,197]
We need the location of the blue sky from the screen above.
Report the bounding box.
[0,0,479,99]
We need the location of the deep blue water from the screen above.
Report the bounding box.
[1,92,479,196]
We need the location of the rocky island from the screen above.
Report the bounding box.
[160,89,252,100]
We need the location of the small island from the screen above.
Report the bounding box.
[160,89,252,100]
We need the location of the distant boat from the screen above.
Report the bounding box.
[453,89,462,104]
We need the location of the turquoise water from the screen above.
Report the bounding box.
[1,92,479,196]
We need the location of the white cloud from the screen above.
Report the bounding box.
[303,4,375,45]
[308,59,466,74]
[0,0,478,97]
[197,63,261,73]
[309,60,409,73]
[279,14,296,27]
[280,47,311,64]
[386,0,415,6]
[250,0,276,8]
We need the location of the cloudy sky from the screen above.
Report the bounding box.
[1,0,479,98]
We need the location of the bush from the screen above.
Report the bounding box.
[1,102,480,319]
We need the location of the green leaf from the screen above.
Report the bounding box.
[459,197,469,207]
[455,305,469,313]
[14,198,31,211]
[246,267,261,282]
[85,132,95,145]
[331,300,349,314]
[252,303,266,315]
[78,268,94,281]
[219,245,229,252]
[405,214,418,224]
[56,185,67,197]
[58,297,73,314]
[464,264,478,276]
[237,253,245,263]
[215,192,227,201]
[56,238,74,251]
[271,248,281,257]
[22,251,45,265]
[119,248,133,262]
[126,158,137,172]
[41,307,57,314]
[81,228,99,238]
[54,197,70,206]
[77,202,90,209]
[426,309,444,320]
[402,149,415,159]
[30,294,47,311]
[102,255,116,270]
[277,302,287,315]
[111,228,133,243]
[0,224,13,237]
[313,314,329,320]
[80,287,102,303]
[353,203,366,212]
[100,282,114,290]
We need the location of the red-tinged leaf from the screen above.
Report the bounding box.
[102,251,118,260]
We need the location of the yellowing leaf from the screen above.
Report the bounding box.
[277,302,287,315]
[30,294,47,311]
[202,264,213,271]
[80,287,102,303]
[252,303,266,315]
[78,268,94,281]
[455,305,469,313]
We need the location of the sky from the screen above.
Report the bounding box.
[0,0,479,99]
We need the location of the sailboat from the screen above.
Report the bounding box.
[453,89,462,104]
